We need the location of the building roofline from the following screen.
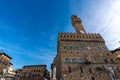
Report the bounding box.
[111,47,120,53]
[10,62,13,65]
[15,69,22,71]
[23,65,46,68]
[0,52,12,59]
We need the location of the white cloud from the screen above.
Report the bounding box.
[69,0,120,50]
[95,0,120,50]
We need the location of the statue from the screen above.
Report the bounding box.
[0,66,10,80]
[104,64,116,80]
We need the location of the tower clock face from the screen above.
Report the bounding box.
[80,30,85,34]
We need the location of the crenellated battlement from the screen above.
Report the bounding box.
[58,32,105,43]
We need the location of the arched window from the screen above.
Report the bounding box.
[63,45,66,49]
[69,45,72,49]
[75,45,78,50]
[64,57,69,62]
[84,55,89,62]
[96,46,100,50]
[102,46,106,50]
[71,57,76,62]
[78,58,82,63]
[80,46,84,49]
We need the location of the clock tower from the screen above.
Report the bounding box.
[52,15,120,80]
[71,15,86,34]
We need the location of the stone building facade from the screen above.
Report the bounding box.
[5,63,16,80]
[0,51,12,75]
[111,47,120,61]
[52,15,120,80]
[14,69,22,80]
[20,65,47,80]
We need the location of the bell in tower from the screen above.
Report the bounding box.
[71,15,86,34]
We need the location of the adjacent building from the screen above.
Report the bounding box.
[0,51,12,76]
[5,63,16,80]
[51,15,120,80]
[14,69,22,80]
[20,65,47,80]
[111,47,120,61]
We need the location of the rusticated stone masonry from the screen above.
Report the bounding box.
[51,15,120,80]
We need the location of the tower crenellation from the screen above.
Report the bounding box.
[58,33,105,43]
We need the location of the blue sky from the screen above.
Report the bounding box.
[0,0,120,70]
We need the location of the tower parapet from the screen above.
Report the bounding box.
[58,32,105,43]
